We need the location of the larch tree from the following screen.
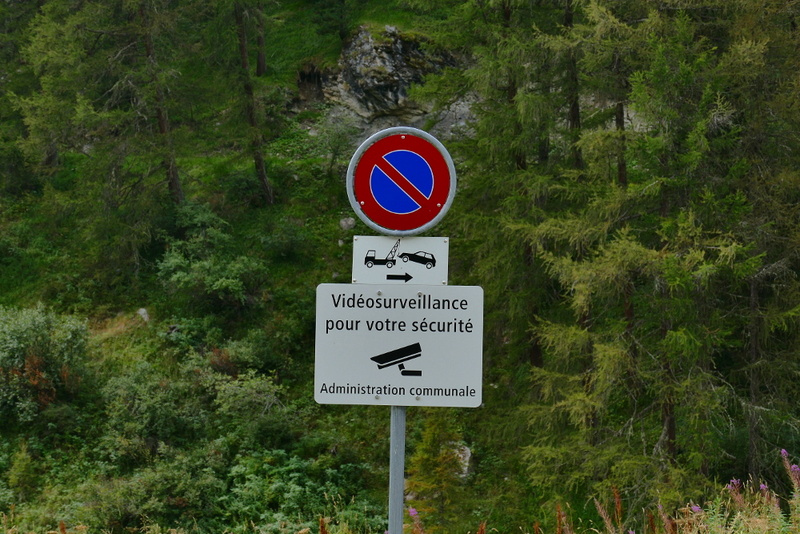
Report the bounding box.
[406,409,468,533]
[716,0,800,487]
[0,0,38,196]
[404,1,579,527]
[137,0,185,205]
[233,0,274,204]
[525,0,705,499]
[413,0,800,526]
[520,0,797,518]
[193,0,282,204]
[18,0,187,205]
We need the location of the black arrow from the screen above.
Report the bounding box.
[386,272,413,283]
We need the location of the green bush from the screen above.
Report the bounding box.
[157,203,268,311]
[101,360,212,468]
[220,450,384,533]
[210,369,294,450]
[0,304,87,426]
[6,441,37,502]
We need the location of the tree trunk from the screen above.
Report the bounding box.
[255,7,267,77]
[564,0,583,169]
[234,2,274,203]
[747,278,762,479]
[615,101,628,188]
[659,306,677,463]
[661,391,677,461]
[578,310,599,444]
[140,4,184,205]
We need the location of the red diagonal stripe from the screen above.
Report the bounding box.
[374,157,431,209]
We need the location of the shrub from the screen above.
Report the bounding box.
[210,369,294,450]
[0,304,86,426]
[6,441,37,502]
[157,203,267,311]
[221,449,383,533]
[73,448,228,531]
[100,360,212,468]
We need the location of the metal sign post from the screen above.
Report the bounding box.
[389,406,406,534]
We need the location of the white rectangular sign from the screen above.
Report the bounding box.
[351,236,449,286]
[315,283,483,407]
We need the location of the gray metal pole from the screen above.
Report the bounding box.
[388,405,406,534]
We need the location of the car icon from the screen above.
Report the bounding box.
[399,251,436,269]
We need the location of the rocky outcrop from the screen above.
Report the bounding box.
[306,25,472,138]
[332,26,451,118]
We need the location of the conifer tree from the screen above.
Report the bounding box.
[0,1,38,195]
[713,0,800,485]
[191,0,289,205]
[521,4,761,512]
[408,0,596,524]
[413,0,800,524]
[13,0,194,291]
[233,0,274,204]
[136,1,185,205]
[407,409,467,533]
[18,0,187,205]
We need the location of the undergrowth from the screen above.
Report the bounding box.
[5,450,800,533]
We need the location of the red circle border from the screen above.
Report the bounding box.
[352,134,453,232]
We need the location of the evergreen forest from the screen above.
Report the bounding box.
[3,1,800,533]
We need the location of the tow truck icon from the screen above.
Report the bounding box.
[364,239,400,268]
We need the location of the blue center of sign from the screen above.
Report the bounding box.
[370,150,433,214]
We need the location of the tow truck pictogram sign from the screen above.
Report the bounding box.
[351,236,449,286]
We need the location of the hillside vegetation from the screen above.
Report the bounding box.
[3,1,800,533]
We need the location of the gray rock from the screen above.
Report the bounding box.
[323,26,460,130]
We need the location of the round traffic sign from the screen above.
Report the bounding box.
[346,127,456,236]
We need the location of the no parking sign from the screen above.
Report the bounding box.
[346,127,457,236]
